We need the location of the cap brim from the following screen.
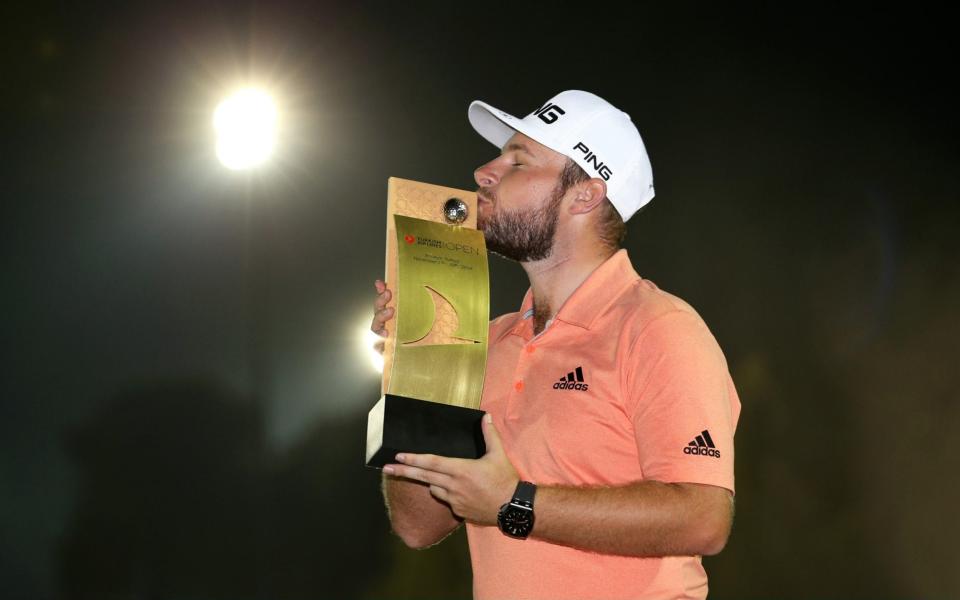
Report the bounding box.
[468,100,525,149]
[470,99,571,159]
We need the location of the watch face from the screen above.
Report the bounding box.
[499,505,534,538]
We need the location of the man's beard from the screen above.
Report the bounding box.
[477,184,564,263]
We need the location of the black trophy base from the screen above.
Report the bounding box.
[365,394,486,468]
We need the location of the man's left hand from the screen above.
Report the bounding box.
[383,414,518,526]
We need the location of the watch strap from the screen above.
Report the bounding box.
[513,481,536,505]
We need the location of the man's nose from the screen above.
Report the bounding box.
[474,160,499,187]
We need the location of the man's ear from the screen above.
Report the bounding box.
[569,178,608,215]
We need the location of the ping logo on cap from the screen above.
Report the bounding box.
[533,102,566,124]
[573,142,612,181]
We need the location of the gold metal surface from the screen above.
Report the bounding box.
[382,177,490,408]
[381,178,478,395]
[389,216,488,409]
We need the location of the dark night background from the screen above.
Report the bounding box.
[2,1,958,598]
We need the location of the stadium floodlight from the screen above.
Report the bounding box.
[214,88,277,170]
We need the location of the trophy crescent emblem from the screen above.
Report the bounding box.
[403,286,478,346]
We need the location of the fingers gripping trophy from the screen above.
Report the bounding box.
[365,178,489,468]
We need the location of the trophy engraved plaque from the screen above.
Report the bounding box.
[365,178,489,468]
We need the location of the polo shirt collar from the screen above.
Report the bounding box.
[508,249,640,336]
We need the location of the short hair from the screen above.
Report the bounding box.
[557,159,627,250]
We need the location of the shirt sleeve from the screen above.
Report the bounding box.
[624,310,739,493]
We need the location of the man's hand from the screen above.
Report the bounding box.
[383,414,518,526]
[371,279,394,354]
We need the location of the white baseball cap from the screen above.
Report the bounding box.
[468,90,655,221]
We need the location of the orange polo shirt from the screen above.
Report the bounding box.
[466,250,740,600]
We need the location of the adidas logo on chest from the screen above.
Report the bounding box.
[552,366,589,391]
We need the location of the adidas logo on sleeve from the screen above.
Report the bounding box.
[683,430,721,458]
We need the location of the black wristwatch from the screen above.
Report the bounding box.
[497,481,537,539]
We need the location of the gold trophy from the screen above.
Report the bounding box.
[365,178,489,468]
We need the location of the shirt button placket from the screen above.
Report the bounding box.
[507,342,534,420]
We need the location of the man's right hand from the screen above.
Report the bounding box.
[371,279,394,355]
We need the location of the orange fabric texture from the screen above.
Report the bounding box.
[466,250,741,600]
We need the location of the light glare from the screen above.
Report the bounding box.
[214,88,277,170]
[365,328,385,374]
